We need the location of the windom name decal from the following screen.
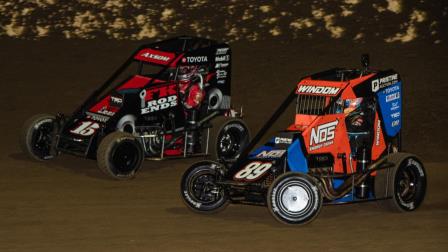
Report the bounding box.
[297,85,340,95]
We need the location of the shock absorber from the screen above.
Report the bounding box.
[355,148,370,199]
[185,109,198,154]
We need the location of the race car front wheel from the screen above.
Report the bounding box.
[21,114,57,161]
[375,153,426,212]
[267,172,322,225]
[180,161,229,213]
[208,117,250,162]
[97,131,144,180]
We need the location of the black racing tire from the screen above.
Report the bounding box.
[267,172,322,225]
[180,161,229,214]
[20,114,57,161]
[97,131,144,180]
[207,117,250,162]
[374,153,426,212]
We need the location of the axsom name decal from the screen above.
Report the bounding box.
[141,52,170,62]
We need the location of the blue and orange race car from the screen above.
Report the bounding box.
[180,55,427,225]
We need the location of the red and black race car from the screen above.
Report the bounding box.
[21,36,250,179]
[180,55,426,225]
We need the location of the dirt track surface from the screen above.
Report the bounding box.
[1,157,448,251]
[0,39,447,251]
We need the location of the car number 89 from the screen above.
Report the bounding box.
[234,161,273,181]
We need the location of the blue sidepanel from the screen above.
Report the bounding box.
[287,140,308,173]
[329,179,355,203]
[376,82,402,137]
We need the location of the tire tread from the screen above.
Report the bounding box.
[97,131,143,180]
[207,116,250,161]
[375,152,424,212]
[20,114,56,161]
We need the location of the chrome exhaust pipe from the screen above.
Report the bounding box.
[317,156,393,200]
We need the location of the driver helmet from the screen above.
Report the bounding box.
[178,65,198,82]
[344,98,363,114]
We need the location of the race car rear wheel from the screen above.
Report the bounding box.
[21,114,57,161]
[208,117,250,162]
[268,172,322,225]
[375,153,426,212]
[180,161,229,213]
[97,131,144,180]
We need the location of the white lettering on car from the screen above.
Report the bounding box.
[70,121,100,136]
[297,85,340,95]
[309,120,338,150]
[234,162,273,181]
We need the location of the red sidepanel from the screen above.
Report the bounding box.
[142,83,177,101]
[163,134,184,156]
[134,49,176,65]
[89,95,120,115]
[117,75,152,90]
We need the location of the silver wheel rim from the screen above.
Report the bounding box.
[280,185,310,213]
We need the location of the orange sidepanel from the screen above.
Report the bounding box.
[302,114,352,173]
[371,112,386,161]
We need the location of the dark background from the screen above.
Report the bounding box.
[1,0,447,161]
[1,38,446,161]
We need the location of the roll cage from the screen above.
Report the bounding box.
[70,36,219,120]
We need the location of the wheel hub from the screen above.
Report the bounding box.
[219,132,241,158]
[281,185,309,212]
[398,170,417,201]
[220,133,233,152]
[193,174,219,203]
[31,122,54,158]
[113,142,138,174]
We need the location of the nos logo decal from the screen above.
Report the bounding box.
[309,120,338,151]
